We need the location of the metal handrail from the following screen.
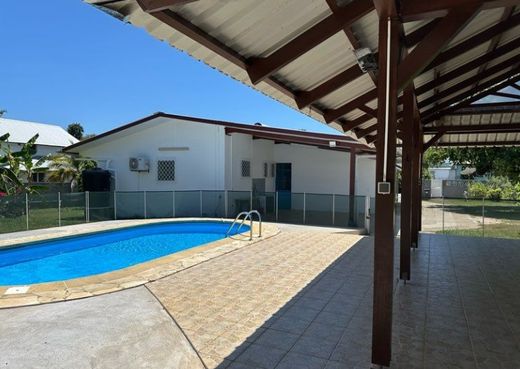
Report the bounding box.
[226,210,262,240]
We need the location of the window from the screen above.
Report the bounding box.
[31,172,46,183]
[271,163,276,178]
[241,160,251,177]
[263,163,268,178]
[157,160,175,181]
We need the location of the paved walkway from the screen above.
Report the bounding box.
[0,287,204,369]
[2,227,520,368]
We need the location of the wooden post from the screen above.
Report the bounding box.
[400,86,414,280]
[372,14,400,367]
[411,109,421,247]
[349,148,357,226]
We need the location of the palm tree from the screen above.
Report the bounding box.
[47,154,96,192]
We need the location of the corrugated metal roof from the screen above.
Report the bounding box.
[87,0,520,147]
[0,118,79,147]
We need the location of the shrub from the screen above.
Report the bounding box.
[467,182,487,199]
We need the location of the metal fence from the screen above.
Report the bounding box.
[422,196,520,239]
[0,191,372,235]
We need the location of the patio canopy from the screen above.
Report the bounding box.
[88,0,520,366]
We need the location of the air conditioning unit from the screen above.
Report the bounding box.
[129,157,150,172]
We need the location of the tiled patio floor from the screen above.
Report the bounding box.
[148,229,520,369]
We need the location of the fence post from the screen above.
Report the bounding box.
[224,190,228,218]
[114,191,118,220]
[85,191,90,223]
[172,190,176,218]
[58,192,61,227]
[144,191,147,219]
[364,196,370,234]
[332,194,335,226]
[482,196,485,237]
[275,191,279,222]
[303,192,306,224]
[200,190,203,217]
[442,196,445,234]
[25,193,29,230]
[250,190,253,211]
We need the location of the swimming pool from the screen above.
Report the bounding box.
[0,221,248,286]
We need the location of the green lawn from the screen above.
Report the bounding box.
[440,223,520,239]
[429,198,520,239]
[0,207,86,234]
[428,198,520,221]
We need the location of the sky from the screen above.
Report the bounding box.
[0,0,339,136]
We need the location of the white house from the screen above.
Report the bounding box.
[63,113,376,199]
[0,117,79,183]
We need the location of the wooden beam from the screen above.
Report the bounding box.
[295,65,367,109]
[416,36,520,96]
[365,135,377,144]
[139,0,198,12]
[491,91,520,100]
[427,11,520,70]
[398,5,481,90]
[474,7,515,89]
[324,90,378,123]
[341,114,374,132]
[449,101,520,114]
[400,0,519,21]
[400,86,415,281]
[325,6,488,121]
[423,67,520,122]
[355,124,377,139]
[437,140,520,146]
[418,53,520,109]
[512,83,520,92]
[424,123,520,134]
[294,20,448,110]
[423,131,446,151]
[371,13,400,367]
[246,0,373,84]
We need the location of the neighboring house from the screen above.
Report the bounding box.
[0,118,79,184]
[63,113,376,197]
[429,162,461,180]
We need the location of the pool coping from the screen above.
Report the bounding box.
[0,218,279,309]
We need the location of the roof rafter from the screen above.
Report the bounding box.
[418,53,520,109]
[398,5,481,90]
[423,131,446,151]
[138,0,198,13]
[294,20,447,110]
[423,68,520,122]
[324,12,520,122]
[473,6,515,90]
[424,123,520,134]
[400,0,520,21]
[246,0,373,84]
[416,36,520,96]
[491,91,520,100]
[436,140,520,147]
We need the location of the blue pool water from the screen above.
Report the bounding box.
[0,221,248,285]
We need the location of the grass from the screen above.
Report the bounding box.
[427,198,520,221]
[0,207,86,234]
[428,198,520,239]
[440,223,520,239]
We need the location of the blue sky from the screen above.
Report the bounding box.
[0,0,339,135]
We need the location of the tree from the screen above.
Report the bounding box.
[0,133,47,194]
[47,153,96,192]
[67,123,84,140]
[423,147,520,182]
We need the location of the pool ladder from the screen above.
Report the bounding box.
[226,210,262,241]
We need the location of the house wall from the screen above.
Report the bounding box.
[75,117,226,191]
[355,156,376,197]
[73,117,375,198]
